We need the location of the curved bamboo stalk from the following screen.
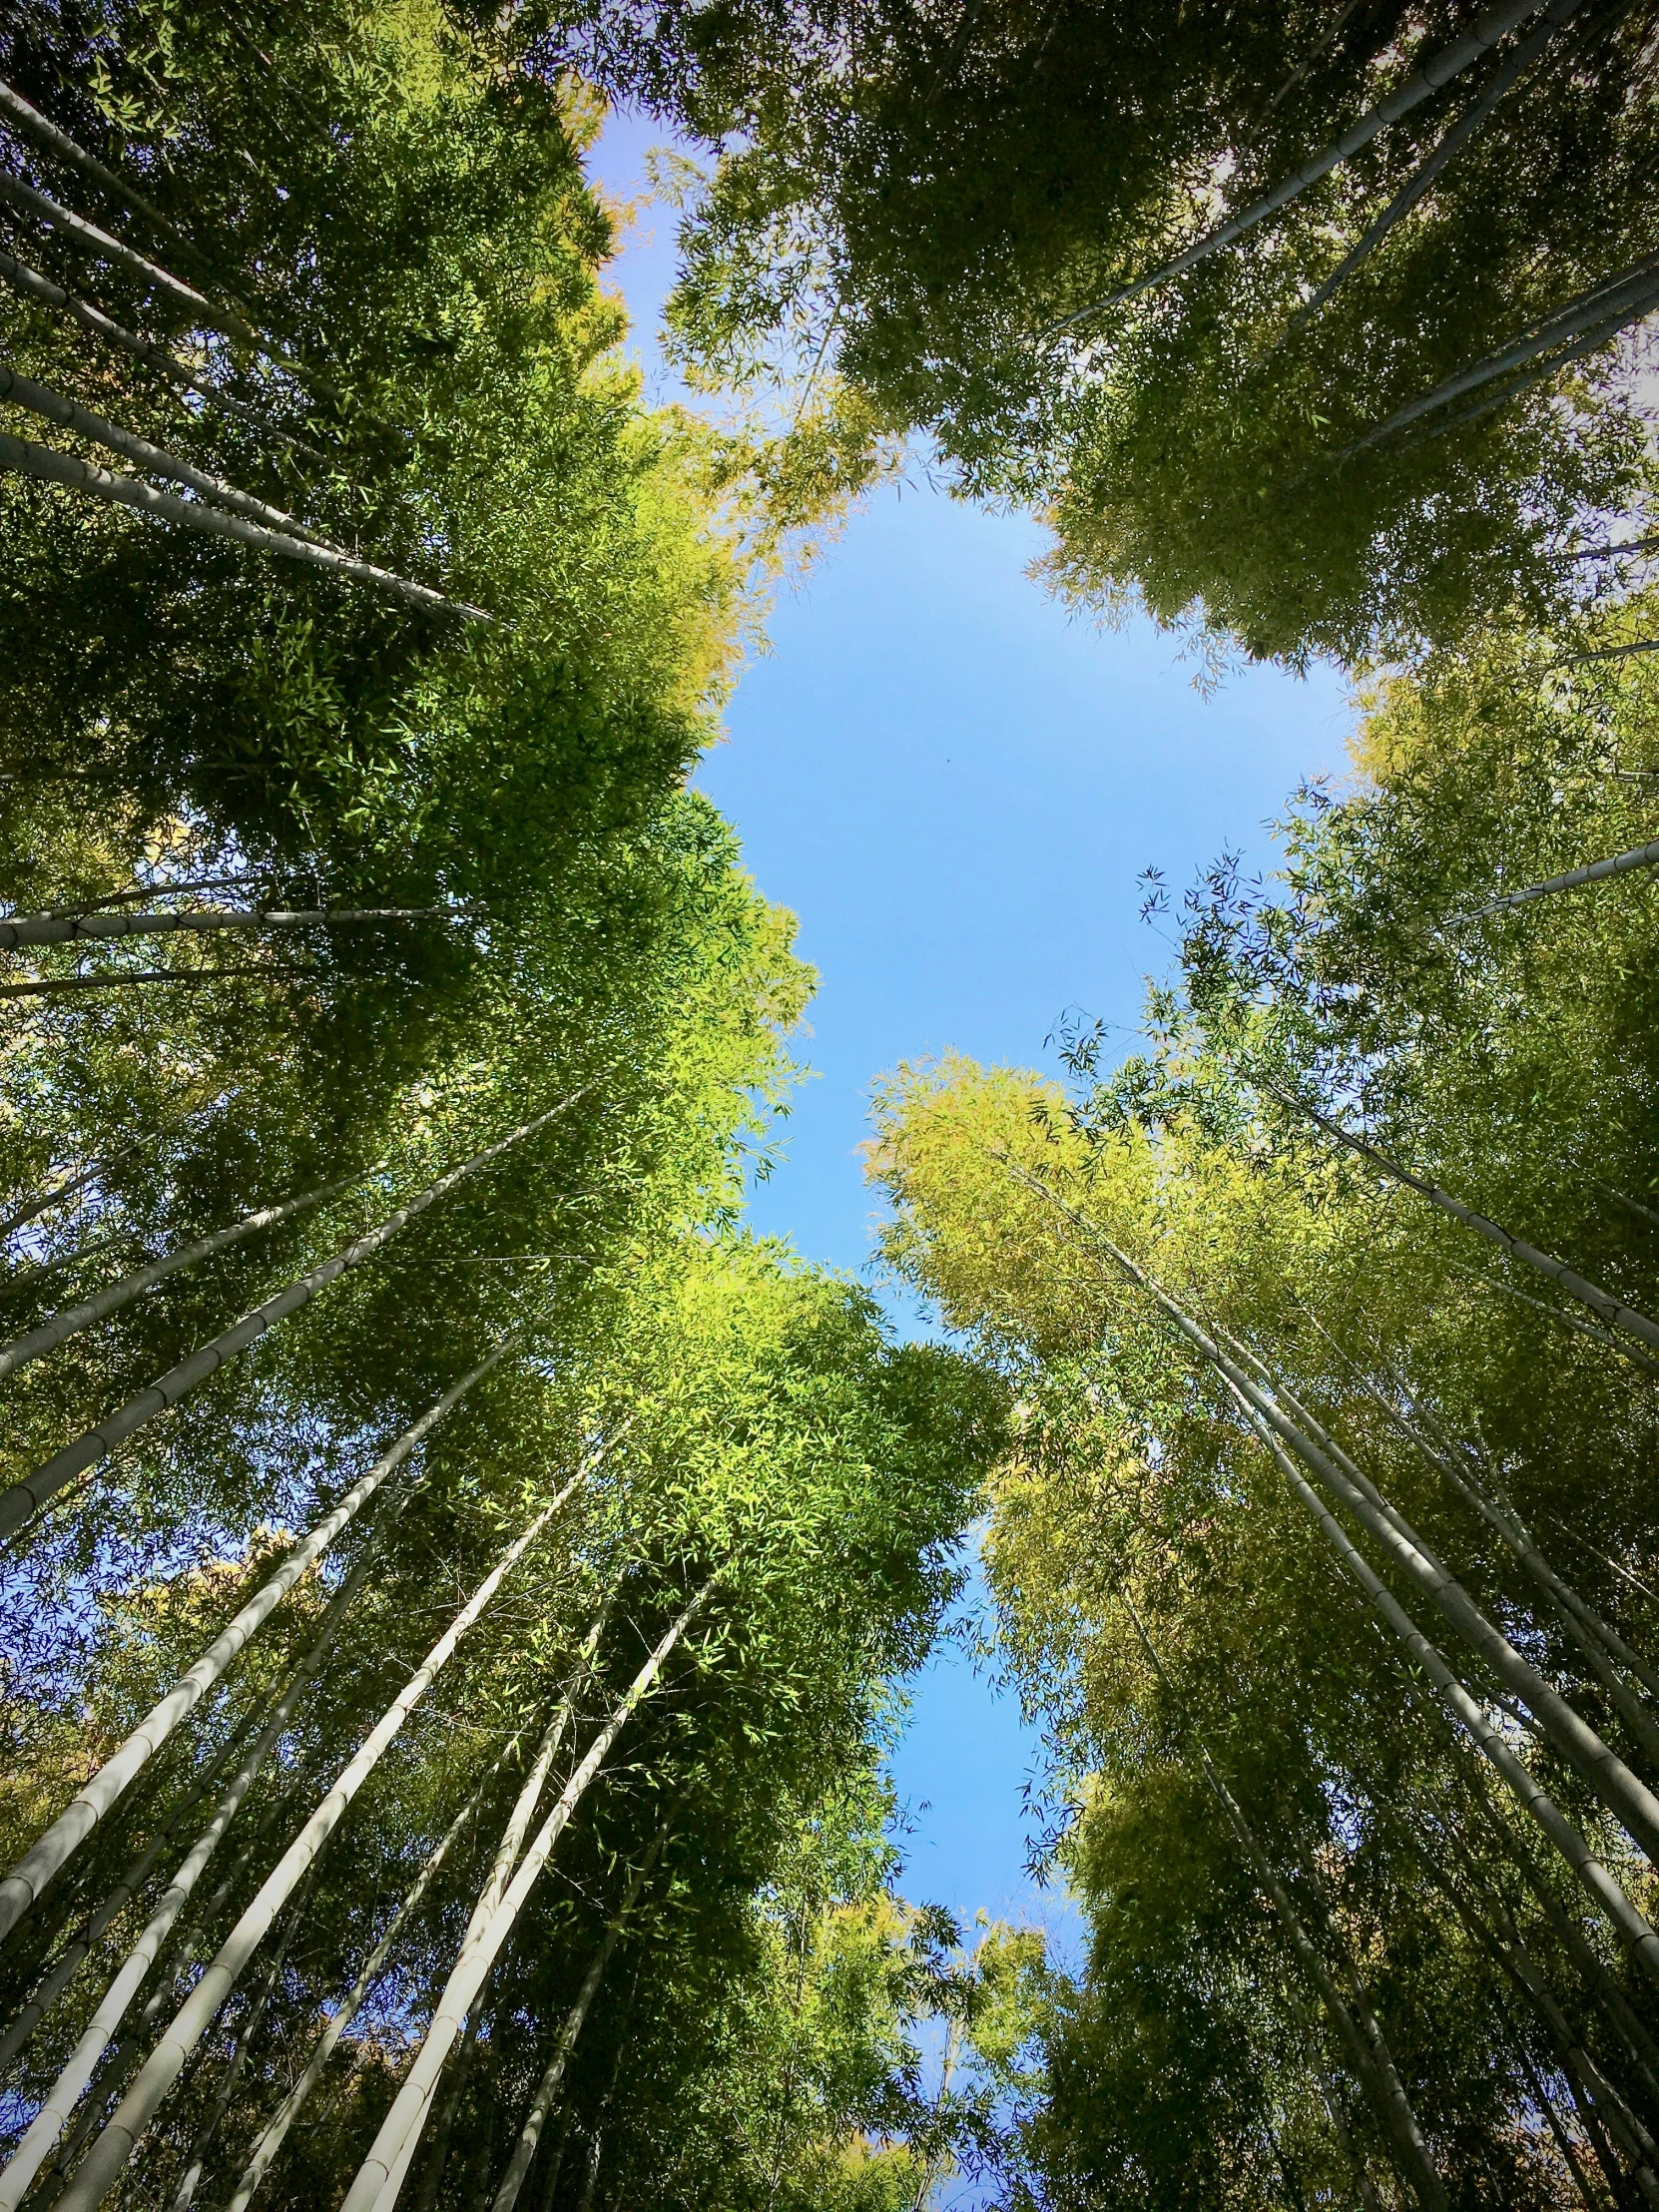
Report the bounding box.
[1047,0,1550,330]
[1120,1588,1447,2209]
[0,906,456,951]
[45,1485,578,2212]
[0,358,339,548]
[1452,839,1659,921]
[1007,1159,1659,1864]
[487,1832,666,2212]
[0,78,186,245]
[1289,0,1587,328]
[0,1170,366,1383]
[0,429,490,622]
[339,1583,713,2212]
[0,1344,514,1936]
[0,247,327,459]
[215,1724,539,2212]
[1272,1093,1659,1357]
[0,1090,581,1549]
[0,1531,382,2209]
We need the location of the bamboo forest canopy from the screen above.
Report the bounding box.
[537,0,1659,664]
[6,0,1659,2209]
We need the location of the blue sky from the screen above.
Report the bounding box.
[589,112,1353,1955]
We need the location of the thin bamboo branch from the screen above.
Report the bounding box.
[0,966,309,998]
[45,1485,580,2212]
[339,1583,713,2212]
[0,1169,366,1383]
[0,1343,515,1936]
[1046,0,1551,329]
[0,429,490,622]
[0,1089,584,1549]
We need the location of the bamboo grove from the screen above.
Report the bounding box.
[5,0,1659,2209]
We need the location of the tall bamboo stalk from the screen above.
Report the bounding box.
[1289,0,1587,329]
[1047,0,1550,328]
[216,1725,540,2212]
[1119,1589,1447,2209]
[1453,839,1659,921]
[0,1090,582,1547]
[1275,1095,1659,1358]
[0,359,339,550]
[0,1529,383,2209]
[44,1483,578,2212]
[0,247,325,458]
[0,430,489,622]
[0,1170,366,1384]
[0,1344,514,1937]
[338,1583,713,2212]
[486,1832,667,2212]
[1007,1159,1659,1864]
[0,906,455,952]
[0,77,184,242]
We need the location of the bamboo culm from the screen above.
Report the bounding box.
[217,1726,539,2212]
[0,358,340,550]
[0,1344,513,1938]
[0,1169,367,1384]
[1289,0,1586,329]
[44,1484,576,2212]
[1048,0,1550,328]
[1120,1589,1447,2210]
[1007,1162,1659,1866]
[1454,839,1659,921]
[0,166,350,410]
[338,1583,713,2212]
[1228,1383,1659,1983]
[1332,249,1659,458]
[0,246,327,459]
[0,1090,580,1547]
[1279,1094,1659,1358]
[0,1533,381,2210]
[0,77,183,242]
[0,1115,182,1245]
[0,430,489,623]
[0,1720,250,2080]
[487,1835,665,2212]
[0,905,457,951]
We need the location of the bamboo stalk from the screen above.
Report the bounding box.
[486,1832,666,2212]
[338,1583,713,2212]
[0,77,187,245]
[0,1090,582,1549]
[1452,838,1659,921]
[0,246,327,459]
[1047,0,1551,329]
[44,1485,579,2212]
[1275,1095,1659,1359]
[0,1344,514,1936]
[0,358,337,548]
[0,429,489,622]
[0,1169,366,1383]
[1120,1588,1446,2208]
[0,905,456,951]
